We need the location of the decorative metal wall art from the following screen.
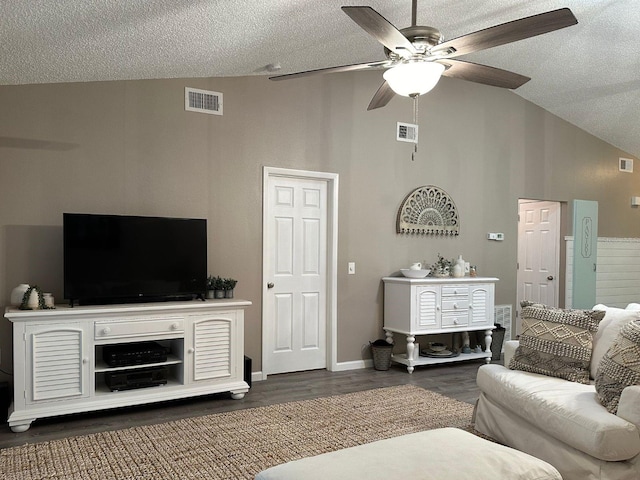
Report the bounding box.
[396,185,460,235]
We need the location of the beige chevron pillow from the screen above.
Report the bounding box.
[509,302,604,384]
[595,320,640,413]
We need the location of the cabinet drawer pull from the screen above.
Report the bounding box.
[82,357,89,365]
[453,319,459,325]
[453,303,458,309]
[171,322,179,330]
[188,348,195,354]
[102,327,111,335]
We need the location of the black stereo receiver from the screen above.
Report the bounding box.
[105,366,168,391]
[103,341,169,367]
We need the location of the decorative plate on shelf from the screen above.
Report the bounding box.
[420,349,460,358]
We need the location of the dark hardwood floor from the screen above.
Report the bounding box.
[0,360,490,449]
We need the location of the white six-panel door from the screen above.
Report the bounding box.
[516,200,561,334]
[264,174,328,375]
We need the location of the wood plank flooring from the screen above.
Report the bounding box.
[0,360,488,449]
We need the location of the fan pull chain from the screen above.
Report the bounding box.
[412,94,419,161]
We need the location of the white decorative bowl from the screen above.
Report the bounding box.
[400,269,431,278]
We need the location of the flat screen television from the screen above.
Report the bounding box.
[64,213,207,306]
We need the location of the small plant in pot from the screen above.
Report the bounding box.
[223,278,238,298]
[210,276,225,299]
[432,253,453,277]
[206,275,216,299]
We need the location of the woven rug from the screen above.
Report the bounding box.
[1,385,475,480]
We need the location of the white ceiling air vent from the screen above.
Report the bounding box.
[397,122,418,144]
[185,87,223,115]
[619,157,633,173]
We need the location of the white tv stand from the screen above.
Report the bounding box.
[5,299,251,432]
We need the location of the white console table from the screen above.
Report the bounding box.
[382,276,498,373]
[5,299,251,432]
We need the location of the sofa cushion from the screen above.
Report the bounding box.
[596,320,640,413]
[591,305,640,379]
[509,302,604,384]
[477,364,640,461]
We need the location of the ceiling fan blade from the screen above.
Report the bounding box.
[367,80,395,110]
[342,6,417,57]
[438,59,530,89]
[432,8,577,58]
[269,60,391,81]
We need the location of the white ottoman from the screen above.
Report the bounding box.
[255,427,562,480]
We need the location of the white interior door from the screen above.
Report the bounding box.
[263,173,328,375]
[516,200,561,334]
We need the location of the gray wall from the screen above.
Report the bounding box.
[1,72,638,380]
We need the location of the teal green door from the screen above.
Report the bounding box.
[572,200,598,309]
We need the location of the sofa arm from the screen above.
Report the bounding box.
[617,385,640,427]
[503,340,519,366]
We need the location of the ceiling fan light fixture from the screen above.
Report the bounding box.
[383,61,445,97]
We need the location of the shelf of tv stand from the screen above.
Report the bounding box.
[94,354,183,373]
[94,377,183,396]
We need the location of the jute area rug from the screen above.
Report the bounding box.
[1,385,475,480]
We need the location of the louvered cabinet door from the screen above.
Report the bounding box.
[25,324,89,404]
[469,284,495,327]
[415,287,440,330]
[189,314,237,383]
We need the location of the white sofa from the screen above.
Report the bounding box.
[475,305,640,480]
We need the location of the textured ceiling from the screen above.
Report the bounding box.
[1,0,639,158]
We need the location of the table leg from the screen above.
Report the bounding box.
[385,330,394,345]
[484,329,493,363]
[406,335,415,373]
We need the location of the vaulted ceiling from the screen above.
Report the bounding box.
[2,0,639,157]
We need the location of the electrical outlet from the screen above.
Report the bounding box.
[348,262,356,275]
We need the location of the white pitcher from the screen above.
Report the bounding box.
[409,262,422,270]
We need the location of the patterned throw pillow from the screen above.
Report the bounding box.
[595,320,640,413]
[509,302,604,384]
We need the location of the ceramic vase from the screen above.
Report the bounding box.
[43,293,55,308]
[453,255,465,278]
[11,284,30,306]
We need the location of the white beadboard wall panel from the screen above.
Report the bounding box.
[565,237,640,308]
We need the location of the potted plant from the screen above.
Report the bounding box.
[206,275,216,299]
[432,253,452,277]
[213,276,225,299]
[223,278,238,298]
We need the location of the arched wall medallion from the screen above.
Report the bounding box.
[396,185,460,235]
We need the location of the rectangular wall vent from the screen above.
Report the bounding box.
[185,87,223,115]
[494,304,512,352]
[397,122,418,143]
[619,157,633,173]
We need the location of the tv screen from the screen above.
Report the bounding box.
[64,213,207,305]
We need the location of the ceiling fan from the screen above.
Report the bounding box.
[269,1,578,110]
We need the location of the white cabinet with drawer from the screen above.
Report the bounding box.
[383,277,498,373]
[5,299,250,432]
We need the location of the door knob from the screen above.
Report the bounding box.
[547,276,554,281]
[267,282,274,289]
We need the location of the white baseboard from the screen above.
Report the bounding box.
[331,359,373,371]
[250,359,372,382]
